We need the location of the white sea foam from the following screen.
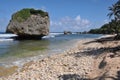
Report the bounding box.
[98,34,116,39]
[0,34,17,42]
[0,34,17,38]
[42,32,63,38]
[0,38,14,42]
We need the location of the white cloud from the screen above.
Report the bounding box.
[40,6,47,11]
[30,6,47,12]
[75,15,81,21]
[104,19,110,24]
[50,15,91,32]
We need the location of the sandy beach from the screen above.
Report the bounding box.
[0,36,120,80]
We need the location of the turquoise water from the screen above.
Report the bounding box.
[0,33,102,66]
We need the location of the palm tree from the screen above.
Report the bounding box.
[114,0,120,19]
[107,4,118,20]
[108,0,120,38]
[108,0,120,20]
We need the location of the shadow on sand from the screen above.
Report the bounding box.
[92,71,120,80]
[58,71,120,80]
[58,74,89,80]
[58,36,120,80]
[74,36,120,58]
[84,36,115,44]
[73,44,120,60]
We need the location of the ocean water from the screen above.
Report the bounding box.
[0,33,102,67]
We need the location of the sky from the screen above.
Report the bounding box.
[0,0,118,32]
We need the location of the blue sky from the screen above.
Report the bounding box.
[0,0,117,32]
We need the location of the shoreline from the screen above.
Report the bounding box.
[0,38,93,78]
[0,35,120,80]
[0,39,81,67]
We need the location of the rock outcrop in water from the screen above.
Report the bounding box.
[64,31,72,35]
[6,8,49,40]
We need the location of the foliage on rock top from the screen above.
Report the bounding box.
[12,8,48,22]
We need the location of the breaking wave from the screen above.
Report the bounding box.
[0,33,17,42]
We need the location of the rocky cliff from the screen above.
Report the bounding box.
[6,8,49,40]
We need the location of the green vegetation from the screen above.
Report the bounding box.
[30,8,48,17]
[89,20,120,34]
[12,8,48,22]
[12,9,31,22]
[89,0,120,35]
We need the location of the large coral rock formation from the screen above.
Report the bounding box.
[6,8,49,40]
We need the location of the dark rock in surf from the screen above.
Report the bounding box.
[64,31,72,35]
